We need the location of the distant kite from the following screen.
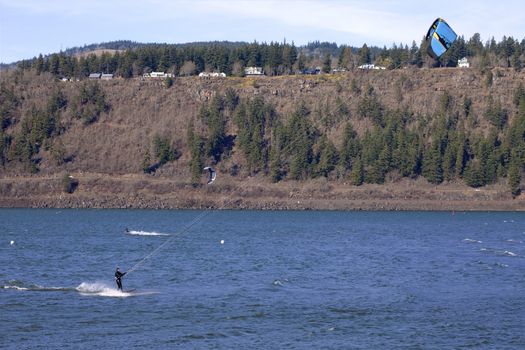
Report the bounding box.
[203,167,216,184]
[425,18,457,59]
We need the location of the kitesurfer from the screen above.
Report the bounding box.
[115,266,126,291]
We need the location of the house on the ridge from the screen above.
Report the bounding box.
[458,57,470,68]
[101,73,114,80]
[89,73,102,79]
[143,72,174,78]
[199,72,227,78]
[244,67,264,76]
[150,72,167,78]
[357,64,386,70]
[152,72,174,78]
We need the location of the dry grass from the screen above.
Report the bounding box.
[1,69,524,209]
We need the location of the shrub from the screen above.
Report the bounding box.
[62,173,79,194]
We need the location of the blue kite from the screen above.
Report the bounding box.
[426,18,457,59]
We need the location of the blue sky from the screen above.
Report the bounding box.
[1,0,524,63]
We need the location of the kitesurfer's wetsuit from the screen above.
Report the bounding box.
[115,268,126,291]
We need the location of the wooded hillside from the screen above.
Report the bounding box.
[1,67,524,209]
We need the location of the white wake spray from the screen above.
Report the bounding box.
[76,282,133,297]
[126,230,170,236]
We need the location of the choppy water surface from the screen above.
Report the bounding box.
[1,209,524,349]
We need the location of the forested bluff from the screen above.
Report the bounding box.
[0,64,524,210]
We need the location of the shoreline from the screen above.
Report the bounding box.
[1,174,523,212]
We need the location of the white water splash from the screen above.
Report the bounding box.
[3,282,74,292]
[76,282,158,297]
[480,247,519,257]
[3,285,29,291]
[502,250,518,257]
[126,230,170,236]
[76,282,133,297]
[463,238,482,243]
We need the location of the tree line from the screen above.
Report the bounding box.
[14,34,525,79]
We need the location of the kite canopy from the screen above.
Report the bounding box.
[425,18,457,59]
[203,166,216,184]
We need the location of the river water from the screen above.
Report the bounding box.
[1,209,524,349]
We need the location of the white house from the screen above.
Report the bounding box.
[101,73,114,80]
[146,72,174,78]
[199,72,226,78]
[458,57,470,68]
[89,73,102,79]
[358,64,386,70]
[244,67,264,76]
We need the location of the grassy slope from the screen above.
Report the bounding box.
[1,68,524,210]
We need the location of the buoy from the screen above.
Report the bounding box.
[220,240,224,245]
[10,240,14,245]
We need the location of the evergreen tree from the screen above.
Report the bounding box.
[202,97,228,163]
[153,135,177,166]
[224,88,239,111]
[315,135,338,177]
[50,139,66,166]
[234,97,273,174]
[357,89,383,126]
[455,130,467,177]
[187,121,203,184]
[376,145,391,182]
[322,53,331,73]
[269,142,282,183]
[442,141,456,181]
[485,95,508,129]
[350,156,364,186]
[296,54,306,72]
[0,83,20,130]
[463,160,484,187]
[422,144,443,184]
[288,103,314,180]
[508,152,522,197]
[0,130,11,166]
[34,54,44,74]
[358,44,371,65]
[73,81,109,125]
[338,46,353,69]
[339,122,360,171]
[142,149,151,173]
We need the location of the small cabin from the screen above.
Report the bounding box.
[150,72,166,78]
[89,73,102,79]
[143,72,173,78]
[101,73,114,80]
[358,64,386,70]
[458,57,470,68]
[199,72,226,78]
[244,67,264,76]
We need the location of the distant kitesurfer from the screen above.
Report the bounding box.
[115,266,126,291]
[125,228,129,233]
